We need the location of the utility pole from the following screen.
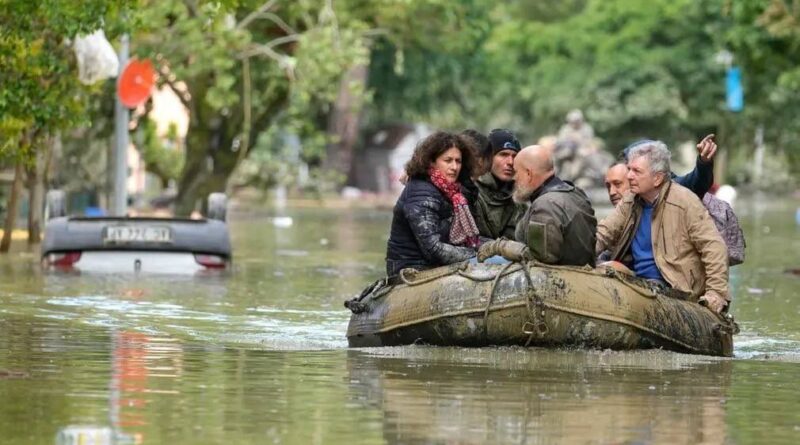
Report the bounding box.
[112,34,129,216]
[754,124,765,186]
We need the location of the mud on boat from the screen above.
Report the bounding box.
[345,261,739,357]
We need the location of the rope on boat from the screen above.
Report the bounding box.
[397,260,659,302]
[344,277,393,313]
[351,259,737,351]
[359,261,735,355]
[483,261,515,335]
[520,261,549,345]
[457,264,523,281]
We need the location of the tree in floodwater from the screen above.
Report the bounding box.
[0,0,133,250]
[132,0,371,215]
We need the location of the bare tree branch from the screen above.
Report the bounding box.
[183,0,199,18]
[363,28,389,38]
[238,44,296,79]
[156,65,194,115]
[238,33,300,59]
[257,12,297,35]
[237,0,279,30]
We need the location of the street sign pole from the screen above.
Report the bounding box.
[112,34,130,216]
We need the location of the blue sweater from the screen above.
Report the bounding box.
[632,202,664,281]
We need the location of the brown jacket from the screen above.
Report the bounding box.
[596,181,729,301]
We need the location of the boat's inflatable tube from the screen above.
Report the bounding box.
[346,261,737,357]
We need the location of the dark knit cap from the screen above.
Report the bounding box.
[487,128,521,156]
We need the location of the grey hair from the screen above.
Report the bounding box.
[627,140,671,175]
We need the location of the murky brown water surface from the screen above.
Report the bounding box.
[1,194,799,444]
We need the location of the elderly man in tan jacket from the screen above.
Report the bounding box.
[596,141,730,314]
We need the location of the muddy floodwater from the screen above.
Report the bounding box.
[1,194,799,444]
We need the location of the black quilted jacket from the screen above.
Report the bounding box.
[385,177,476,276]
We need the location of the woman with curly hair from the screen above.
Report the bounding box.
[385,131,481,276]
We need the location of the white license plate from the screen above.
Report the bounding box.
[104,226,172,243]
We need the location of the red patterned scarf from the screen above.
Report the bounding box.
[428,166,480,248]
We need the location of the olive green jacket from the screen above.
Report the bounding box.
[474,172,526,240]
[514,176,597,266]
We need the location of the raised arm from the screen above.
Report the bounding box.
[674,134,717,198]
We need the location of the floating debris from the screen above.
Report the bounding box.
[272,216,293,228]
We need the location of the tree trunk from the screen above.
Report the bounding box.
[174,119,239,217]
[173,73,290,216]
[27,137,53,243]
[0,163,25,253]
[324,63,369,185]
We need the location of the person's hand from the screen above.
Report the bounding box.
[696,134,718,163]
[477,240,500,262]
[477,239,531,263]
[699,293,728,314]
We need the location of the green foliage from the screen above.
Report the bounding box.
[364,0,798,184]
[131,0,374,205]
[56,81,115,194]
[0,0,133,160]
[277,14,371,163]
[364,0,493,129]
[722,0,800,178]
[7,0,798,195]
[136,120,184,186]
[370,0,725,146]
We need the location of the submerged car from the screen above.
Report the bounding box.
[42,191,231,274]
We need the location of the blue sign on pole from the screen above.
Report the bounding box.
[726,67,743,112]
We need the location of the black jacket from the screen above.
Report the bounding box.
[385,178,476,276]
[673,156,714,198]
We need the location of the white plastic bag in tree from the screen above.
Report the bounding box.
[73,29,119,85]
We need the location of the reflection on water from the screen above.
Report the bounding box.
[0,198,798,444]
[348,348,733,444]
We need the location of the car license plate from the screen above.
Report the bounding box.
[104,226,172,244]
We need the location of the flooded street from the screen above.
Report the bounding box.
[1,195,799,444]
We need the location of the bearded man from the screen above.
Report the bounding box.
[510,145,597,266]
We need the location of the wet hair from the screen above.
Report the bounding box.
[405,131,478,182]
[627,140,671,175]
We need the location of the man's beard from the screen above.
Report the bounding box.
[512,182,536,204]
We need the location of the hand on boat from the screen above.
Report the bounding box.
[477,238,531,263]
[699,293,728,314]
